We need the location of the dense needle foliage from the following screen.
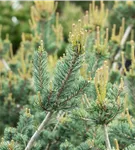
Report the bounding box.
[1,1,135,150]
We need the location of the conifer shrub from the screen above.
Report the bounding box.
[1,1,135,150]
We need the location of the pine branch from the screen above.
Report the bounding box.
[26,45,85,150]
[56,52,79,100]
[33,50,49,94]
[25,112,52,150]
[44,111,65,150]
[52,111,65,131]
[60,80,89,106]
[103,124,111,150]
[48,46,85,110]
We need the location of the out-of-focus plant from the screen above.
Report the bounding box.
[108,1,135,36]
[29,1,64,54]
[60,2,83,41]
[0,1,32,52]
[83,1,108,30]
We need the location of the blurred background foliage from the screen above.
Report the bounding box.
[0,1,32,52]
[0,1,116,54]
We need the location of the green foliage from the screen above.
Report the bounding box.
[1,1,135,150]
[33,45,49,95]
[34,42,88,112]
[60,2,83,41]
[0,71,33,135]
[108,1,135,38]
[0,2,32,52]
